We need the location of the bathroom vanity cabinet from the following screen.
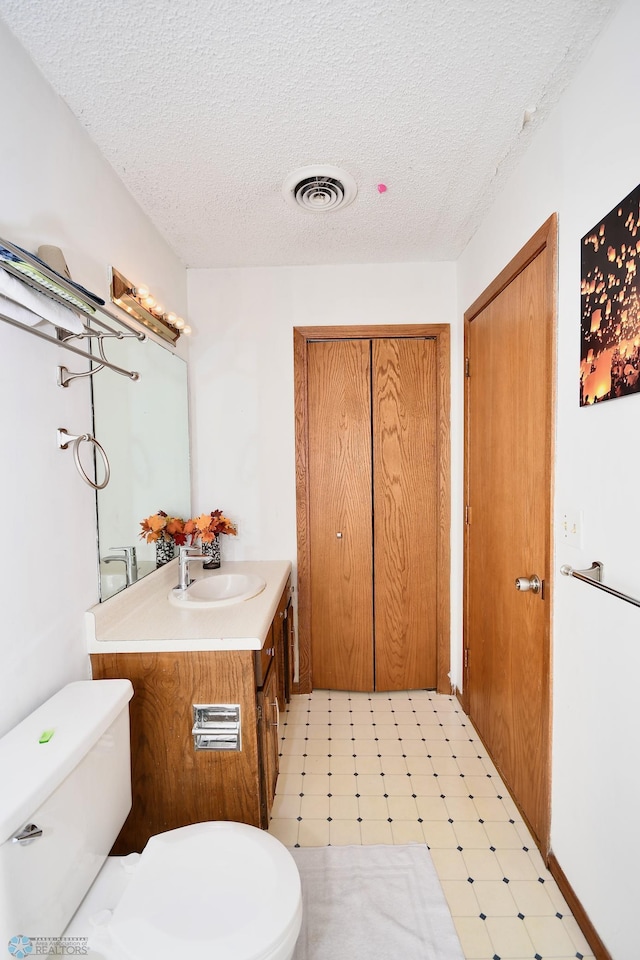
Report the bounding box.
[90,576,292,854]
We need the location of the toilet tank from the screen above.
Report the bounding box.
[0,679,133,943]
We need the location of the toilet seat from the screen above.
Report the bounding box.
[109,821,302,960]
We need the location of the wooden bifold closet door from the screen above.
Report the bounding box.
[307,337,437,691]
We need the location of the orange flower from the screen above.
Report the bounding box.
[183,518,197,539]
[194,513,215,533]
[139,511,187,544]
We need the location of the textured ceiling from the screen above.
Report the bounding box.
[0,0,618,267]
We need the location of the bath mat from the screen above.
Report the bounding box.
[290,844,464,960]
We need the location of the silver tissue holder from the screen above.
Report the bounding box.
[192,704,241,751]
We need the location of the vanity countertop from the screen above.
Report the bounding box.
[86,559,292,654]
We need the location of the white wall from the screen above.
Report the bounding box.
[457,1,639,956]
[187,261,462,677]
[0,21,187,736]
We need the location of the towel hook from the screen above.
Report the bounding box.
[57,428,111,490]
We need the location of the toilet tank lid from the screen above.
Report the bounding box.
[0,680,133,844]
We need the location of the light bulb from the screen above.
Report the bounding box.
[134,284,149,299]
[174,317,185,329]
[152,303,165,316]
[182,325,192,335]
[165,312,177,326]
[143,296,155,309]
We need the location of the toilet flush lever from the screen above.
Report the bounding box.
[12,823,42,844]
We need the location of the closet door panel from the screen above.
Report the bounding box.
[307,340,373,690]
[372,338,438,690]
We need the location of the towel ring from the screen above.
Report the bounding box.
[57,428,111,490]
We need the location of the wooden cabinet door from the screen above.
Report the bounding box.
[307,339,374,690]
[286,596,296,700]
[273,582,290,710]
[259,665,279,823]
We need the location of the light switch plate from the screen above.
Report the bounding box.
[561,509,583,547]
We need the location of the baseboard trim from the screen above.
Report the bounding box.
[547,853,612,960]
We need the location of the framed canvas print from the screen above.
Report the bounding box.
[580,183,640,405]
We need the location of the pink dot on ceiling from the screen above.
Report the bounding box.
[377,183,387,193]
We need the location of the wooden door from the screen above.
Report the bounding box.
[464,217,555,852]
[307,339,374,690]
[307,336,438,691]
[373,338,438,689]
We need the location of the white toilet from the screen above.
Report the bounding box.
[0,680,302,959]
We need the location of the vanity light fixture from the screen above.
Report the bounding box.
[110,267,192,345]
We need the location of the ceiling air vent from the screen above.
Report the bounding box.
[282,165,357,212]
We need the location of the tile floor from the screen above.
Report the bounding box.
[268,689,594,960]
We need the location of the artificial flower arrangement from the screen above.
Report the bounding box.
[183,509,237,544]
[140,509,236,546]
[139,510,187,545]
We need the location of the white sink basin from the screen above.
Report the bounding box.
[168,573,266,609]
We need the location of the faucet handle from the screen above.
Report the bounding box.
[179,545,203,558]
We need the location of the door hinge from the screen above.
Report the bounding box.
[464,648,469,669]
[465,504,470,525]
[257,704,263,721]
[465,357,470,378]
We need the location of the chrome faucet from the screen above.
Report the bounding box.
[103,546,138,586]
[177,546,210,591]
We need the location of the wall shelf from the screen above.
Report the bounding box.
[0,235,144,379]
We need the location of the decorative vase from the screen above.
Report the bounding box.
[201,534,221,569]
[155,537,175,567]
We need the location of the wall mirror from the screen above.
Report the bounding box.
[92,334,191,600]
